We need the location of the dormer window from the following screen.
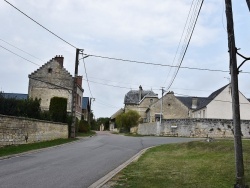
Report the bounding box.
[48,68,52,73]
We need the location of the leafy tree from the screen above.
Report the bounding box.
[116,110,140,132]
[49,97,67,123]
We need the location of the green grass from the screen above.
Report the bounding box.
[110,140,250,188]
[76,130,96,137]
[0,138,78,157]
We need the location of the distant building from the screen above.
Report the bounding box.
[109,108,124,132]
[124,85,158,122]
[0,93,28,100]
[28,56,83,119]
[146,84,250,122]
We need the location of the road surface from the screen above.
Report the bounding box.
[0,131,200,188]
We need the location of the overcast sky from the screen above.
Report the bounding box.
[0,0,250,118]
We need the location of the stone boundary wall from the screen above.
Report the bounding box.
[0,114,68,146]
[137,119,250,138]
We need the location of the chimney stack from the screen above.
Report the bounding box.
[76,76,82,88]
[192,97,198,109]
[139,85,143,101]
[54,55,64,68]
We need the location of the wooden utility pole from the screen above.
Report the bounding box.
[71,48,83,138]
[224,0,246,187]
[88,97,95,125]
[246,0,250,11]
[160,87,165,125]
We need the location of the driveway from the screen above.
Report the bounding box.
[0,131,200,188]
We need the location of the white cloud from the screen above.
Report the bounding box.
[0,0,250,118]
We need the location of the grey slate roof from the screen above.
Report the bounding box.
[124,90,158,104]
[176,84,229,111]
[0,93,28,100]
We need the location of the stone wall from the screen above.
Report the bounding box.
[137,118,250,138]
[0,115,68,146]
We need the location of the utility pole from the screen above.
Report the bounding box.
[246,0,250,11]
[224,1,247,187]
[71,48,83,138]
[160,87,165,125]
[88,97,95,125]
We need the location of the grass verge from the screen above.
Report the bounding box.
[0,138,78,157]
[109,139,250,188]
[76,130,96,137]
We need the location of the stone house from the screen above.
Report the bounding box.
[124,86,158,122]
[146,84,250,122]
[109,108,124,131]
[28,56,83,120]
[146,91,191,122]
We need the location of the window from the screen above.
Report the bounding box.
[203,110,205,118]
[150,99,153,104]
[48,68,52,73]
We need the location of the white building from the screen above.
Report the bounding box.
[192,84,250,120]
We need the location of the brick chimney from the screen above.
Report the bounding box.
[54,55,64,67]
[76,76,82,88]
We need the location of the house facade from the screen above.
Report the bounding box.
[28,56,83,119]
[146,91,191,122]
[192,84,250,120]
[109,108,124,132]
[127,84,250,123]
[124,86,158,122]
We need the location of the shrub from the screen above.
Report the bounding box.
[49,97,67,123]
[78,120,90,133]
[0,93,41,119]
[116,110,140,132]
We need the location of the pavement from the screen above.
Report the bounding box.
[0,131,201,188]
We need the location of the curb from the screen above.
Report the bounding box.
[0,137,89,161]
[88,146,155,188]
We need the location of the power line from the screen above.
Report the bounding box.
[163,0,196,86]
[30,77,72,92]
[84,53,250,74]
[95,100,120,109]
[0,44,40,66]
[86,75,216,93]
[4,0,77,49]
[166,0,204,91]
[82,55,93,98]
[0,38,44,62]
[175,92,250,105]
[82,78,137,90]
[87,75,163,89]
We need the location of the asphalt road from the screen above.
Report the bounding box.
[0,132,200,188]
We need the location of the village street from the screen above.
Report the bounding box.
[0,132,199,188]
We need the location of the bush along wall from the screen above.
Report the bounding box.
[49,97,67,123]
[0,94,41,119]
